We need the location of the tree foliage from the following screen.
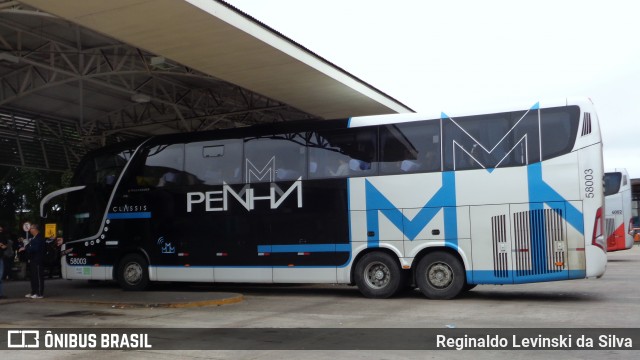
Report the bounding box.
[0,166,69,235]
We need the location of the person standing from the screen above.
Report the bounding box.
[20,224,45,299]
[0,225,8,299]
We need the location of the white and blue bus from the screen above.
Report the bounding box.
[41,98,606,299]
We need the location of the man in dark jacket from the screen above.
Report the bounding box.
[21,224,45,298]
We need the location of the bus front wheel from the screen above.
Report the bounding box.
[117,254,149,291]
[415,252,465,300]
[354,252,402,299]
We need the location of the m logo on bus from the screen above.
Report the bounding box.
[186,179,303,212]
[443,103,541,171]
[246,157,275,183]
[364,172,458,246]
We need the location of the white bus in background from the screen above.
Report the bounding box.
[41,98,607,299]
[604,168,634,251]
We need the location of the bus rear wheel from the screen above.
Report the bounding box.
[415,252,465,300]
[117,254,149,291]
[354,252,402,299]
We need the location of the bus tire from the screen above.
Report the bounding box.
[354,252,402,299]
[117,254,149,291]
[415,252,465,300]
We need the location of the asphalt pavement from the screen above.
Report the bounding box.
[0,276,242,308]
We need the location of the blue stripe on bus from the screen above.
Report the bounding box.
[526,162,585,276]
[442,172,458,248]
[82,265,586,279]
[257,244,351,253]
[527,162,584,232]
[107,212,151,219]
[467,269,586,284]
[151,265,339,269]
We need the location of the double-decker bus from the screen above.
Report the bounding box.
[41,98,606,299]
[603,168,634,251]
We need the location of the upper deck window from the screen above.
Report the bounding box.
[379,121,441,175]
[244,133,307,183]
[137,144,185,188]
[185,139,242,185]
[308,127,377,179]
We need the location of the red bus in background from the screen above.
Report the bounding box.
[604,169,634,251]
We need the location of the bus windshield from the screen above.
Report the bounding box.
[65,146,137,241]
[604,172,622,196]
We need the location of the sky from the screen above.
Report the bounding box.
[225,0,640,178]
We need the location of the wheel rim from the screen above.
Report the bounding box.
[124,262,143,285]
[427,262,453,289]
[364,261,391,289]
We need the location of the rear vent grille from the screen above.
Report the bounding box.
[604,218,616,237]
[513,209,565,276]
[491,215,508,278]
[581,112,592,136]
[605,217,616,240]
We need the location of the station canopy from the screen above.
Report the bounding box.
[0,0,413,175]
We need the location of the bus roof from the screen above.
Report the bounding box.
[349,97,595,127]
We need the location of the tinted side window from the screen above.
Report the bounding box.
[441,106,576,171]
[380,120,441,175]
[511,110,541,165]
[74,149,134,187]
[185,139,242,185]
[443,112,512,171]
[137,144,185,188]
[308,127,377,179]
[98,150,135,186]
[244,133,307,183]
[540,106,580,160]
